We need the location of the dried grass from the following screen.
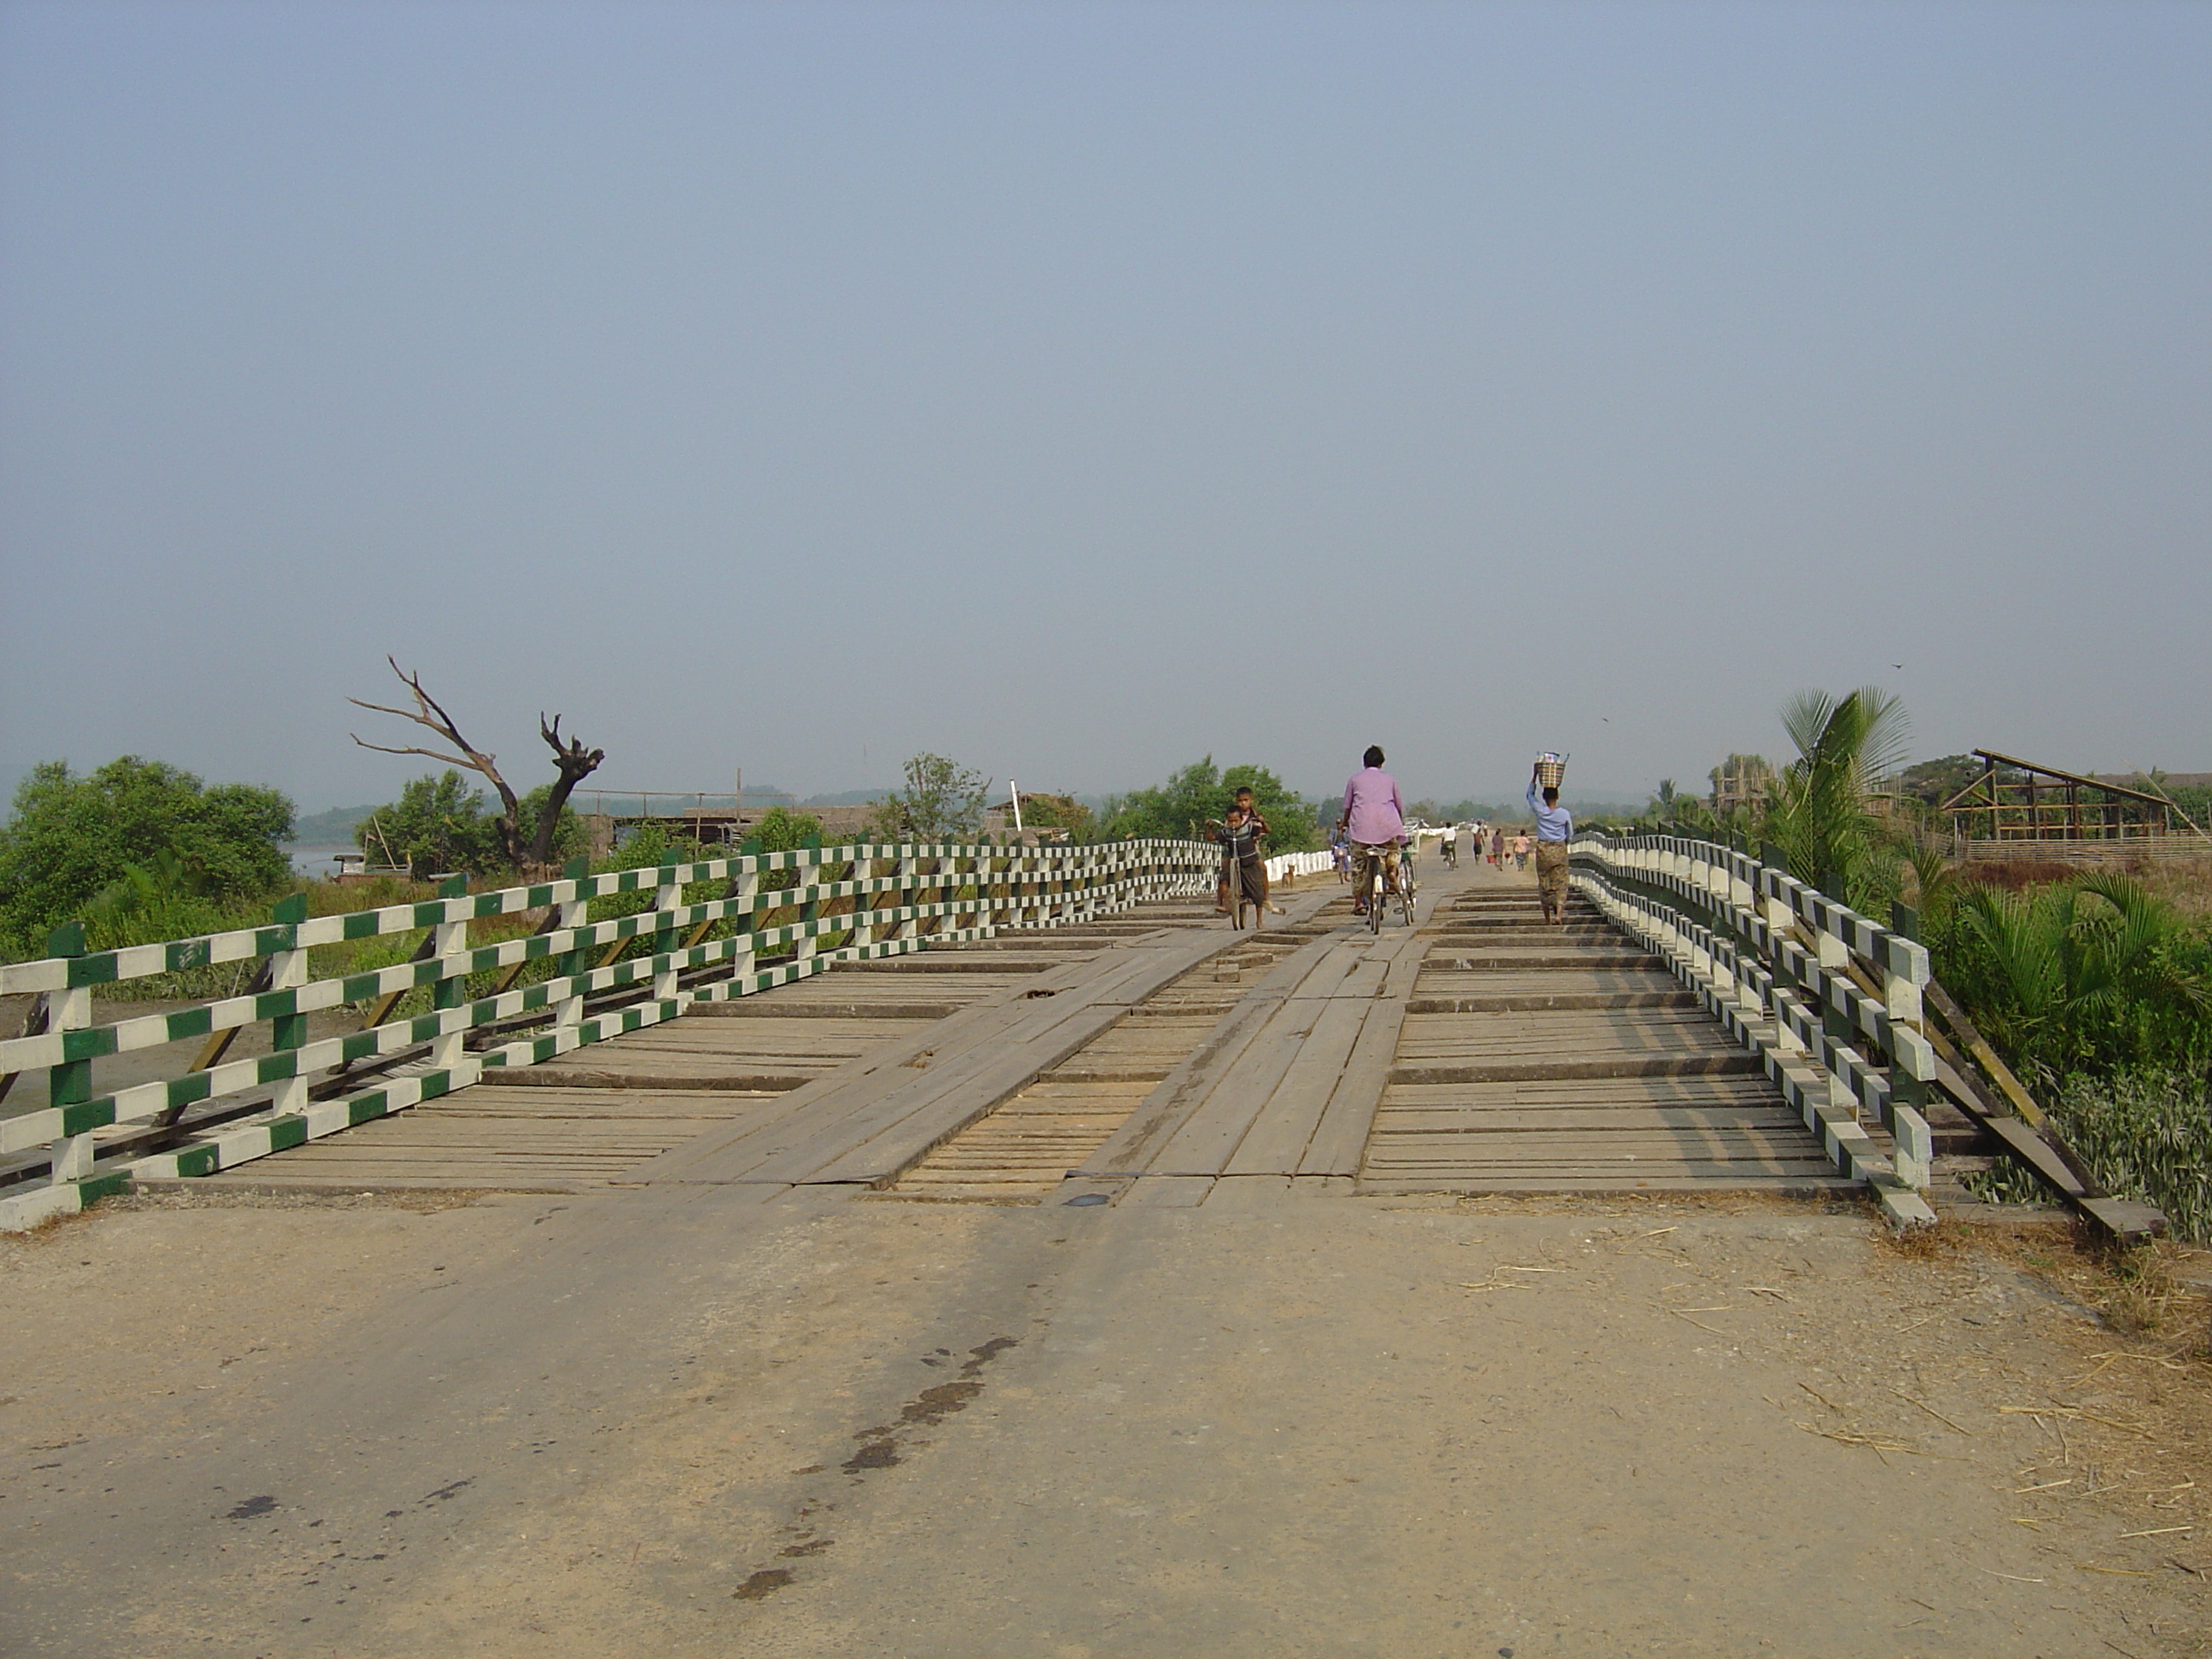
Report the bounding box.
[2136,856,2212,925]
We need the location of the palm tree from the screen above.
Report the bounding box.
[1761,686,1912,905]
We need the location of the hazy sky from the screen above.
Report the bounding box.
[3,1,2207,814]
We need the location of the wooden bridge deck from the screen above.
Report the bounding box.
[195,858,1858,1207]
[1361,878,1852,1194]
[191,897,1227,1193]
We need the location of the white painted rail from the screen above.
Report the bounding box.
[1569,833,1939,1229]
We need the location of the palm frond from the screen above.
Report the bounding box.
[1778,690,1839,765]
[1844,684,1913,783]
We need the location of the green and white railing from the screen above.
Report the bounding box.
[0,837,1214,1229]
[1569,833,1939,1229]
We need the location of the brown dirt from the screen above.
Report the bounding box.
[8,1186,2212,1655]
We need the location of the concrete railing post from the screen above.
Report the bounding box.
[265,893,311,1115]
[41,921,96,1188]
[553,859,591,1034]
[428,876,472,1073]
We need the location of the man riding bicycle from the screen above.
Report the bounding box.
[1336,744,1406,917]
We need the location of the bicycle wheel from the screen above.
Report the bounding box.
[1397,858,1417,927]
[1365,857,1383,935]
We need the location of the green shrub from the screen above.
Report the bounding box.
[354,771,503,876]
[1100,758,1319,853]
[0,758,294,958]
[1932,872,2212,1081]
[1966,1072,2212,1243]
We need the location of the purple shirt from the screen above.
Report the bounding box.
[1342,767,1405,845]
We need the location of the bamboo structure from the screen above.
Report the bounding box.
[1938,749,2209,847]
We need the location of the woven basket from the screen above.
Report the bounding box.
[1534,756,1566,789]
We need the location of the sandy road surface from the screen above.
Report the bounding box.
[5,1179,2211,1657]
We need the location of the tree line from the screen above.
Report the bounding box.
[0,741,1324,962]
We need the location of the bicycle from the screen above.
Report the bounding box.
[1354,840,1415,934]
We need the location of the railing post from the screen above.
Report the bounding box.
[894,847,918,945]
[553,858,591,1036]
[265,893,310,1115]
[43,921,96,1186]
[428,876,471,1072]
[1880,915,1936,1190]
[729,845,763,982]
[790,849,820,975]
[654,864,686,997]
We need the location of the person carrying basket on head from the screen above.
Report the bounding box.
[1336,745,1406,919]
[1528,760,1575,926]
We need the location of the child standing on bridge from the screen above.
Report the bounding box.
[1207,789,1277,924]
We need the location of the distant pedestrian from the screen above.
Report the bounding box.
[1512,831,1530,870]
[1490,825,1505,867]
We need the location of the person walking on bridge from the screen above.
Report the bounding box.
[1336,745,1405,919]
[1527,765,1575,926]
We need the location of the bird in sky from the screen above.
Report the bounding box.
[1891,663,1906,670]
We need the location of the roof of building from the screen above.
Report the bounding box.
[2093,771,2212,792]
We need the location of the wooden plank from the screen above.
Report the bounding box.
[632,1013,1040,1181]
[1356,1174,1858,1195]
[626,927,1160,1185]
[1380,1075,1784,1106]
[1406,992,1697,1014]
[1074,933,1348,1179]
[1368,1129,1833,1157]
[1380,933,1428,1001]
[1301,981,1409,1178]
[1423,952,1662,971]
[1120,1175,1214,1208]
[1373,1109,1813,1133]
[1219,998,1371,1176]
[1331,958,1387,1001]
[689,1000,960,1021]
[778,934,1249,1187]
[1133,939,1365,1175]
[1144,1000,1326,1176]
[1390,1054,1764,1085]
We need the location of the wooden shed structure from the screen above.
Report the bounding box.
[1939,750,2209,844]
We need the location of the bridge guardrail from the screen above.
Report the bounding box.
[1569,832,1939,1229]
[0,837,1215,1230]
[1265,850,1335,883]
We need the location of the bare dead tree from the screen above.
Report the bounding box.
[350,657,605,873]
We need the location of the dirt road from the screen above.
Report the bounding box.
[5,1177,2209,1656]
